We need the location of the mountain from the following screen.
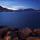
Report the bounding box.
[0,6,40,12]
[24,8,36,11]
[15,8,39,12]
[0,6,13,12]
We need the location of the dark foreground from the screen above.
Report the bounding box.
[0,26,40,40]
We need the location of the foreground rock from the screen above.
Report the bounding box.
[27,37,40,40]
[0,27,40,40]
[18,27,32,40]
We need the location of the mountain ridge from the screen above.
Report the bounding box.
[0,6,40,12]
[0,6,13,12]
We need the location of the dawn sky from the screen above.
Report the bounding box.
[0,0,40,10]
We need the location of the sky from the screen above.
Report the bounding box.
[0,0,40,10]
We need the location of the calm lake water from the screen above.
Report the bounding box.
[0,12,40,28]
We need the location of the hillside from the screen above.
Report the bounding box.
[0,6,40,12]
[0,6,13,12]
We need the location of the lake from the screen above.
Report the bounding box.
[0,12,40,28]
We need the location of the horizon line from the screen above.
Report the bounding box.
[0,6,40,10]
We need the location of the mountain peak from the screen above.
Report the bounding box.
[0,6,3,9]
[0,6,13,12]
[24,8,35,11]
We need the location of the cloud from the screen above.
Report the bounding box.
[0,0,27,10]
[1,5,27,10]
[0,0,40,10]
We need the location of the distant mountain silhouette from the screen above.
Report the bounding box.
[24,8,35,11]
[0,6,13,12]
[0,6,40,12]
[15,8,39,12]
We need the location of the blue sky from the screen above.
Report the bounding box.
[0,0,40,10]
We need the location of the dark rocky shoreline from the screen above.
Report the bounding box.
[0,26,40,40]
